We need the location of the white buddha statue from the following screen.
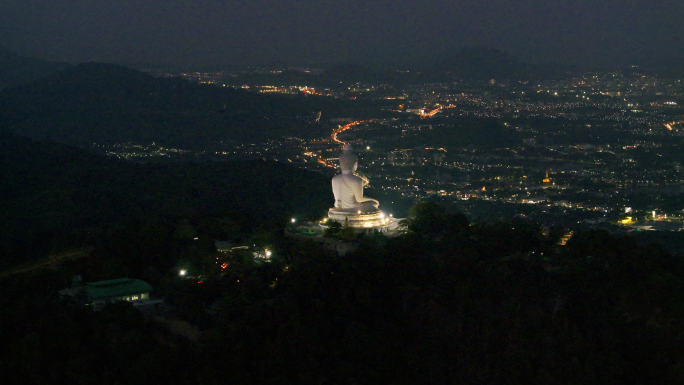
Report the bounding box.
[331,144,379,212]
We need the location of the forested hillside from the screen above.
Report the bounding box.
[0,131,330,267]
[2,201,684,384]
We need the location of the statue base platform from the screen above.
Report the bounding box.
[321,208,393,234]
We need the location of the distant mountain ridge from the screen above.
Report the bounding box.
[0,47,70,89]
[434,46,572,80]
[225,48,575,86]
[0,62,318,148]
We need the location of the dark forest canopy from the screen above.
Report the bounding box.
[2,198,684,384]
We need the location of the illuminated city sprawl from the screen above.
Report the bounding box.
[121,67,684,231]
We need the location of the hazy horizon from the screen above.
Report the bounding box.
[1,1,683,69]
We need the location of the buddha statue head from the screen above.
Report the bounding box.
[338,144,358,174]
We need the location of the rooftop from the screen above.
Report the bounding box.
[85,278,153,300]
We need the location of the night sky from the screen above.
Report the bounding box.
[1,0,682,68]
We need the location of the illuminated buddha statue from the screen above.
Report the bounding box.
[331,144,379,212]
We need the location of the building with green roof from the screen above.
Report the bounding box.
[60,277,154,310]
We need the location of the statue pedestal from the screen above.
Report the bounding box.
[322,208,393,234]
